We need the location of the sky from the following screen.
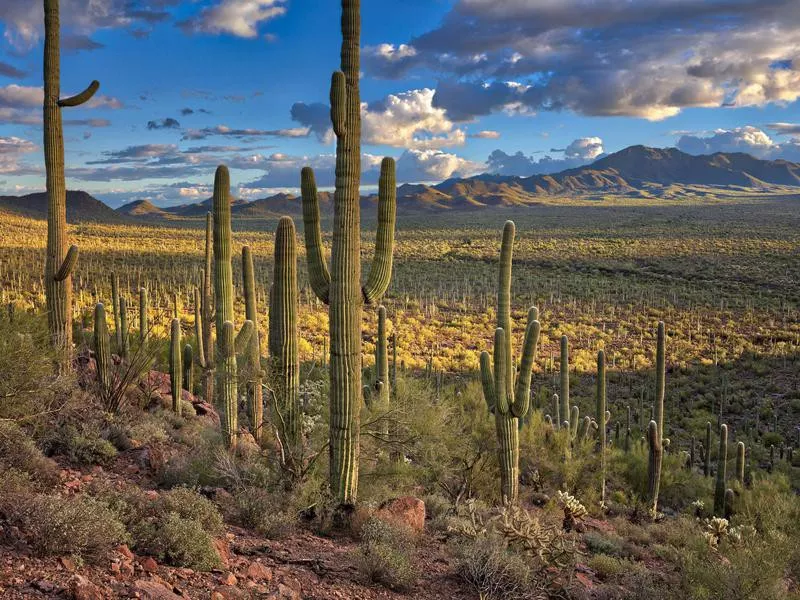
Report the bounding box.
[1,0,800,207]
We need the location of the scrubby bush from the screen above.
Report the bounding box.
[455,535,534,600]
[133,512,221,571]
[0,421,59,485]
[356,517,418,591]
[160,486,224,536]
[41,422,118,466]
[233,487,296,539]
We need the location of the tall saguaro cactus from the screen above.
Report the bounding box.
[714,424,729,516]
[480,221,541,504]
[596,350,607,506]
[647,322,667,515]
[299,0,397,507]
[560,336,570,427]
[242,246,264,444]
[200,212,215,403]
[43,0,98,368]
[169,318,182,416]
[269,217,300,456]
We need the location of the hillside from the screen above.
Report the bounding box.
[0,191,128,223]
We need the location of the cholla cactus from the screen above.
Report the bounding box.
[556,490,587,532]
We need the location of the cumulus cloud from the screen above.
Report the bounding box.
[290,102,333,143]
[365,0,800,121]
[179,0,287,37]
[486,137,605,176]
[675,126,800,161]
[395,149,483,182]
[147,117,181,130]
[362,88,467,149]
[0,136,39,175]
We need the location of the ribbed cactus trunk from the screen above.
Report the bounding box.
[704,421,712,477]
[44,0,95,369]
[169,318,182,416]
[213,167,237,448]
[479,221,540,504]
[269,217,300,456]
[647,322,666,515]
[242,246,264,444]
[93,303,110,395]
[714,424,728,516]
[299,0,397,507]
[735,441,745,485]
[559,336,570,427]
[596,350,606,506]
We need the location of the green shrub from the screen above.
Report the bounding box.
[0,421,59,486]
[356,517,418,591]
[584,531,625,557]
[133,512,221,571]
[234,487,296,539]
[160,487,224,536]
[454,535,533,600]
[42,423,118,466]
[5,493,128,561]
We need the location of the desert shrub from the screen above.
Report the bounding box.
[584,531,625,557]
[454,535,534,600]
[160,487,224,536]
[586,554,638,580]
[128,419,169,446]
[0,421,59,485]
[41,422,118,466]
[133,512,221,571]
[233,487,296,539]
[356,517,418,591]
[5,493,128,561]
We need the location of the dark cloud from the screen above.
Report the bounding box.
[180,108,194,116]
[62,34,105,52]
[366,0,800,121]
[767,123,800,136]
[181,125,309,140]
[147,117,181,130]
[290,102,333,143]
[486,137,604,176]
[0,61,26,78]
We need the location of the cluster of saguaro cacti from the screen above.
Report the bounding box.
[169,318,182,416]
[647,322,666,515]
[299,0,397,506]
[242,246,264,444]
[269,217,300,459]
[44,0,99,368]
[479,221,541,504]
[364,306,391,440]
[212,166,253,448]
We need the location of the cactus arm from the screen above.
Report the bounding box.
[235,320,255,355]
[58,80,99,107]
[300,167,331,304]
[53,245,78,281]
[194,288,206,369]
[330,71,347,137]
[479,350,496,413]
[362,157,396,304]
[217,320,238,448]
[552,394,561,430]
[493,328,509,416]
[139,287,148,342]
[498,221,514,403]
[93,302,110,395]
[511,311,540,418]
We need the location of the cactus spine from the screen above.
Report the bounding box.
[596,350,606,506]
[647,322,666,514]
[299,1,397,505]
[714,424,728,516]
[242,246,264,444]
[212,166,239,448]
[44,0,97,367]
[93,303,110,395]
[169,318,182,415]
[269,217,300,456]
[479,221,540,504]
[559,335,570,426]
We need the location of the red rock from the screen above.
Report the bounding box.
[140,557,158,573]
[222,572,237,586]
[133,579,183,600]
[117,545,134,560]
[60,556,77,571]
[245,562,273,582]
[213,538,231,567]
[213,586,246,600]
[69,575,105,600]
[375,496,426,533]
[266,582,302,600]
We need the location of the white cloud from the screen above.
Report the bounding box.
[180,0,287,37]
[396,149,483,182]
[564,137,604,160]
[486,136,605,176]
[675,126,800,161]
[469,130,501,139]
[0,136,39,175]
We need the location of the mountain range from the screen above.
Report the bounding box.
[3,146,800,223]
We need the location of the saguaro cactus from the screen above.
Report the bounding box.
[480,221,541,504]
[647,322,667,514]
[714,424,728,516]
[596,350,607,506]
[364,306,390,434]
[552,394,561,431]
[704,421,712,477]
[269,217,300,455]
[183,344,193,394]
[119,296,129,360]
[299,0,397,506]
[139,287,148,342]
[169,318,182,415]
[242,246,264,444]
[44,0,98,367]
[93,303,110,394]
[560,336,570,426]
[736,441,745,485]
[200,212,214,403]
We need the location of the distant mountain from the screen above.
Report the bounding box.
[0,190,127,223]
[3,146,799,224]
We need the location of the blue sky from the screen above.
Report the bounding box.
[1,0,799,206]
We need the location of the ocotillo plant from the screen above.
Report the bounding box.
[269,217,300,457]
[169,318,182,415]
[183,344,193,394]
[242,246,264,444]
[714,424,728,516]
[93,303,110,396]
[647,322,667,514]
[44,0,98,367]
[480,221,540,504]
[560,335,570,426]
[300,1,398,505]
[364,306,390,439]
[596,350,607,506]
